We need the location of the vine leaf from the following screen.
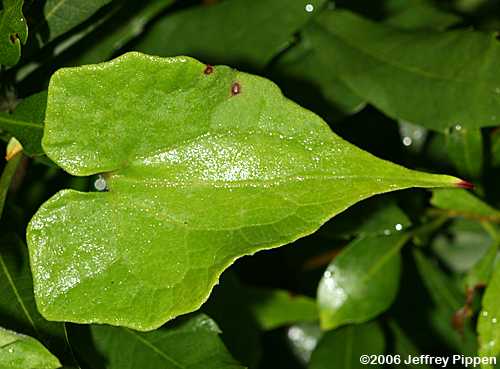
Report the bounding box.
[0,326,61,369]
[0,0,28,66]
[28,52,463,330]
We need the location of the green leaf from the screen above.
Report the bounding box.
[317,233,409,330]
[309,322,385,369]
[311,10,500,131]
[445,125,483,179]
[0,0,27,66]
[74,314,244,369]
[272,24,365,122]
[0,234,68,359]
[136,0,327,70]
[0,326,61,369]
[386,3,461,30]
[245,287,318,330]
[478,264,500,368]
[35,0,112,46]
[73,0,175,65]
[0,91,46,157]
[431,189,500,220]
[491,129,500,168]
[28,52,462,331]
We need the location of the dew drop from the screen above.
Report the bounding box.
[94,175,108,191]
[395,223,403,231]
[305,3,314,12]
[454,124,462,131]
[402,136,412,146]
[483,311,489,317]
[492,317,498,324]
[383,229,391,235]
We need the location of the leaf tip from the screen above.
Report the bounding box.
[455,180,474,190]
[5,137,23,161]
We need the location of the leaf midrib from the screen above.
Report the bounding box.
[0,114,43,129]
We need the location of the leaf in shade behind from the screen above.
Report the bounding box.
[135,0,327,70]
[310,10,500,131]
[0,91,46,156]
[73,314,244,369]
[0,326,61,369]
[309,322,385,369]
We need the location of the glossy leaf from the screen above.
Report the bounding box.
[75,314,244,369]
[0,91,46,157]
[245,287,318,330]
[136,0,327,70]
[445,125,483,179]
[28,52,461,331]
[35,0,112,46]
[431,189,500,220]
[478,264,500,368]
[312,10,500,131]
[317,233,409,330]
[0,326,61,369]
[287,323,322,365]
[309,322,385,369]
[0,0,27,66]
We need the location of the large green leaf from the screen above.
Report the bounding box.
[27,52,462,331]
[317,233,408,330]
[74,314,244,369]
[0,0,27,66]
[136,0,327,70]
[0,326,61,369]
[478,264,500,368]
[309,322,385,369]
[0,91,46,157]
[311,10,500,131]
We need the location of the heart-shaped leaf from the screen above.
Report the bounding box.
[27,52,463,330]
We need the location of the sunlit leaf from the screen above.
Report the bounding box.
[28,52,461,330]
[478,264,500,368]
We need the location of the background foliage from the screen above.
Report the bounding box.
[1,0,500,368]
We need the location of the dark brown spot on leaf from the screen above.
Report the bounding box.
[9,33,18,44]
[204,65,214,75]
[231,82,241,96]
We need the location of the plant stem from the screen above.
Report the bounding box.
[0,151,22,218]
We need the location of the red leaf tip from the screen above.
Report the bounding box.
[456,180,474,190]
